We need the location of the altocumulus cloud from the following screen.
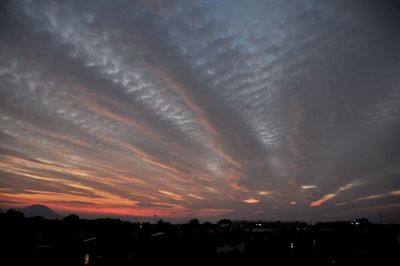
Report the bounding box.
[0,0,400,222]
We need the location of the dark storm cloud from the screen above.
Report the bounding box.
[0,0,399,221]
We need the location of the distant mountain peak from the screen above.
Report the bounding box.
[20,204,61,219]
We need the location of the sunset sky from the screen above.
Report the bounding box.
[1,0,400,222]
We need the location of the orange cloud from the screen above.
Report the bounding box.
[310,182,363,207]
[121,142,179,173]
[150,65,244,171]
[186,193,204,200]
[310,193,336,207]
[243,198,259,204]
[158,190,184,201]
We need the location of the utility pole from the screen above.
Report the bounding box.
[379,210,383,224]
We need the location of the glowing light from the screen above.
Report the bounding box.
[243,198,259,204]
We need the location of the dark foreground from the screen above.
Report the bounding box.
[1,210,399,266]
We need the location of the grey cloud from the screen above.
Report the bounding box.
[1,0,399,221]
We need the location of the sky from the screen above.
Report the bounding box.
[1,0,400,223]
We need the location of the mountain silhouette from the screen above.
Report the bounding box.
[19,204,61,219]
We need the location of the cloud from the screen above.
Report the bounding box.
[310,181,363,207]
[301,185,317,190]
[0,0,400,221]
[243,198,259,204]
[310,194,336,207]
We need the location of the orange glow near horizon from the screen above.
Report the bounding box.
[0,192,233,218]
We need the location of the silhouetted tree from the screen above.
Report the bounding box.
[63,213,80,222]
[6,209,25,220]
[217,219,232,226]
[188,218,200,226]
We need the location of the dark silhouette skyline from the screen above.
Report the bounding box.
[1,207,399,266]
